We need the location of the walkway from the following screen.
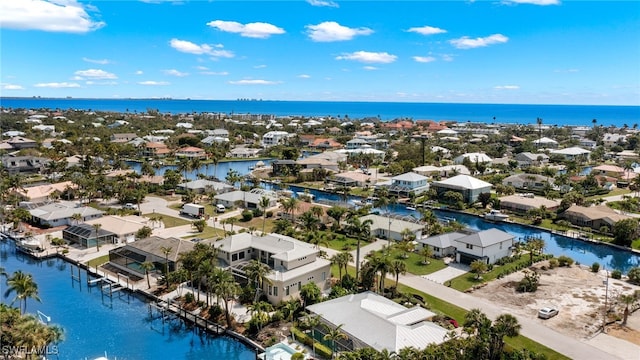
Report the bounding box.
[423,262,469,284]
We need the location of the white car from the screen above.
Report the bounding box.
[538,307,559,319]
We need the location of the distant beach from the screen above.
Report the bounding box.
[1,97,638,126]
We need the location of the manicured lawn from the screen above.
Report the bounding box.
[143,214,191,228]
[368,247,448,276]
[235,216,277,234]
[324,233,361,251]
[449,255,536,291]
[86,254,110,268]
[181,226,225,240]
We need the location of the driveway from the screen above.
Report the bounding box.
[423,262,469,284]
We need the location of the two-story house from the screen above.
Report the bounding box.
[454,228,514,265]
[386,172,429,197]
[211,233,331,304]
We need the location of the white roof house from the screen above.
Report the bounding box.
[533,137,559,148]
[28,201,104,227]
[454,228,515,265]
[431,175,492,204]
[213,189,278,209]
[453,152,492,165]
[307,292,449,353]
[386,172,430,196]
[418,231,467,257]
[550,147,591,161]
[359,214,424,242]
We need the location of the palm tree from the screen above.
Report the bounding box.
[211,269,240,329]
[140,261,155,289]
[280,197,299,222]
[160,246,173,289]
[620,292,637,325]
[71,212,82,225]
[345,217,372,281]
[391,260,407,289]
[489,314,521,360]
[299,211,320,232]
[536,117,543,147]
[322,323,348,359]
[259,195,271,234]
[419,246,433,265]
[92,223,102,252]
[4,271,41,314]
[244,260,272,300]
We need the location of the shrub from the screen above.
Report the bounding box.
[241,210,253,221]
[591,262,600,273]
[314,343,333,359]
[516,269,540,293]
[611,269,622,280]
[252,208,264,218]
[266,210,274,218]
[185,292,195,304]
[208,304,222,320]
[271,310,284,323]
[628,267,640,285]
[557,256,574,267]
[291,353,305,360]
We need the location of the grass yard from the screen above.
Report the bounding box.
[86,254,110,268]
[368,247,448,276]
[449,255,540,291]
[142,214,191,228]
[181,226,225,240]
[235,216,277,234]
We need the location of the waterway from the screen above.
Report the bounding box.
[0,241,256,360]
[126,158,273,181]
[273,184,640,274]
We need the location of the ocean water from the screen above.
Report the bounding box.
[2,98,638,126]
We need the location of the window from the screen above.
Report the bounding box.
[322,272,326,281]
[232,253,238,261]
[274,287,278,296]
[298,282,301,290]
[285,286,290,296]
[239,251,245,259]
[466,244,473,250]
[499,242,503,250]
[268,285,272,295]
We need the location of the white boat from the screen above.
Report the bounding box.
[484,209,510,222]
[296,192,314,200]
[406,206,416,211]
[19,237,42,250]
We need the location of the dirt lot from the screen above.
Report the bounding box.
[472,261,640,344]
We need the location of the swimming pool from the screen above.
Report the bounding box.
[260,342,304,360]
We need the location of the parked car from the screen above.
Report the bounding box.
[123,203,136,210]
[215,204,226,213]
[538,307,559,319]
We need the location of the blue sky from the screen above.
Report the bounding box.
[1,0,639,105]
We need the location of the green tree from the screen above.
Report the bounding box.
[612,218,639,247]
[322,323,348,359]
[140,261,155,289]
[391,260,407,289]
[4,271,41,314]
[470,260,488,280]
[160,246,173,288]
[92,223,102,252]
[259,195,271,234]
[300,282,321,310]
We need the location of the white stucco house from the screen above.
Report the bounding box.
[431,175,492,204]
[359,214,424,242]
[386,172,430,196]
[454,229,515,265]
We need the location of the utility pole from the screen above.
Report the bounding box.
[603,267,609,331]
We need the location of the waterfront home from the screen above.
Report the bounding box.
[142,142,171,158]
[550,147,591,161]
[63,223,116,248]
[271,159,298,176]
[532,137,559,149]
[175,146,206,159]
[561,205,631,231]
[514,152,549,168]
[262,131,292,148]
[385,172,430,197]
[417,232,467,258]
[454,228,515,265]
[13,181,76,203]
[498,194,561,213]
[592,164,636,180]
[306,292,449,353]
[108,236,195,278]
[178,179,233,194]
[213,189,277,210]
[602,133,628,147]
[359,214,424,241]
[1,155,50,175]
[453,152,492,165]
[296,151,346,171]
[85,215,150,244]
[228,147,261,158]
[210,232,331,304]
[27,200,104,227]
[327,171,374,188]
[346,138,369,150]
[412,165,470,178]
[501,174,554,192]
[431,175,492,204]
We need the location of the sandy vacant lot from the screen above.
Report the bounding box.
[472,261,640,344]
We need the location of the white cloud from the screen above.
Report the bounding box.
[206,20,285,39]
[363,66,378,71]
[335,51,397,64]
[441,54,454,62]
[163,69,189,77]
[254,64,267,69]
[135,70,144,75]
[306,21,373,42]
[449,34,509,49]
[494,85,520,90]
[195,66,209,71]
[34,82,81,88]
[413,56,437,63]
[201,71,229,76]
[307,0,339,8]
[85,81,117,86]
[138,81,169,86]
[0,0,105,33]
[503,0,560,5]
[228,79,280,85]
[297,74,311,79]
[169,38,234,58]
[2,83,24,90]
[554,68,579,73]
[407,25,447,36]
[73,69,117,80]
[82,57,110,64]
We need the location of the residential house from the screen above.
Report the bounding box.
[310,138,343,150]
[346,138,369,150]
[228,147,261,158]
[177,179,234,194]
[327,171,374,188]
[550,147,591,161]
[63,223,116,248]
[515,152,550,168]
[307,292,449,353]
[175,146,206,159]
[271,159,298,176]
[296,151,346,172]
[498,194,561,213]
[359,214,424,242]
[603,133,628,147]
[202,135,229,146]
[454,229,515,265]
[385,172,430,197]
[108,236,195,279]
[213,189,278,210]
[412,165,470,178]
[502,174,554,192]
[453,152,492,165]
[561,205,631,231]
[110,133,138,143]
[533,137,559,148]
[262,131,292,148]
[418,232,467,258]
[85,215,150,244]
[1,156,50,175]
[431,175,492,204]
[4,136,37,150]
[27,200,104,227]
[210,232,331,304]
[14,181,76,204]
[142,142,171,158]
